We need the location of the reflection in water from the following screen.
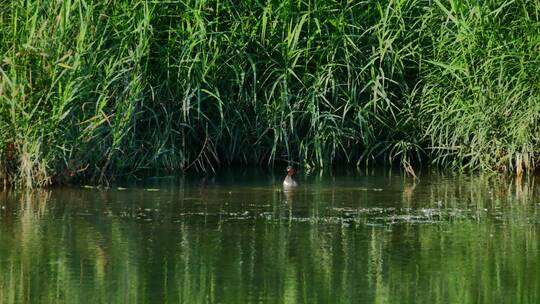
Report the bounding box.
[283,188,295,207]
[0,172,539,303]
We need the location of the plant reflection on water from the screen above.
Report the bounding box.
[0,172,539,303]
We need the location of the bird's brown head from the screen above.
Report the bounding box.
[286,166,295,176]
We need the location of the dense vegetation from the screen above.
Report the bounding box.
[0,0,539,187]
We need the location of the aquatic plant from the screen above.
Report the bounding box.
[0,0,539,187]
[418,0,540,173]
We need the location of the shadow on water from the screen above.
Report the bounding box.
[0,171,540,303]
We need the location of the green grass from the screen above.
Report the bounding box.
[418,0,540,173]
[0,0,539,187]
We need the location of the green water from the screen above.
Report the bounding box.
[1,171,539,303]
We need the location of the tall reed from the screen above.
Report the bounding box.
[0,0,539,187]
[418,0,540,173]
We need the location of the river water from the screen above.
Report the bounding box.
[0,170,539,303]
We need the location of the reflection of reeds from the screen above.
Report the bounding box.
[402,180,417,208]
[0,190,144,303]
[19,191,50,256]
[1,174,540,302]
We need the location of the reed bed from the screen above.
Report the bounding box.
[0,0,539,187]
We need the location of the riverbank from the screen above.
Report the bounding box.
[1,0,539,187]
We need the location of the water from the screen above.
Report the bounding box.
[1,170,539,303]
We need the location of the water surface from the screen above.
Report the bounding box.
[1,170,539,303]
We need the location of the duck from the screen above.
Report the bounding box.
[283,166,298,188]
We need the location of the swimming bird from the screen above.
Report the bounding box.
[283,166,298,188]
